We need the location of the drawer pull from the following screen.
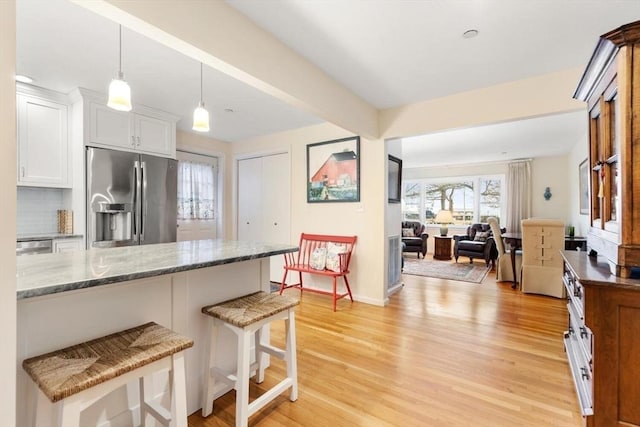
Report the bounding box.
[580,367,590,381]
[580,327,588,339]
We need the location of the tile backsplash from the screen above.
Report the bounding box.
[17,187,65,235]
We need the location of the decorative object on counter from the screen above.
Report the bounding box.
[434,209,454,236]
[307,136,360,202]
[388,155,402,203]
[543,187,552,200]
[57,210,73,234]
[201,291,299,425]
[22,322,193,426]
[567,225,575,238]
[192,62,210,132]
[107,24,132,112]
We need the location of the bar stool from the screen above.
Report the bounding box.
[201,291,299,427]
[22,322,193,427]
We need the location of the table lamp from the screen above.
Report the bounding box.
[434,210,454,236]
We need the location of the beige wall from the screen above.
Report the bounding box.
[233,123,387,305]
[1,1,17,423]
[567,131,591,237]
[530,155,570,224]
[176,130,233,237]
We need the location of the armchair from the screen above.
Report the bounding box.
[401,221,428,258]
[453,223,498,267]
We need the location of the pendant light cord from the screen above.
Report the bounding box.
[200,62,203,104]
[118,25,123,79]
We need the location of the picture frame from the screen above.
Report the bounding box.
[579,158,589,215]
[388,155,402,203]
[307,136,360,203]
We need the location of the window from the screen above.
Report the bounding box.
[177,158,217,220]
[402,175,504,225]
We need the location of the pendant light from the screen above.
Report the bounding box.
[192,62,210,132]
[107,25,132,112]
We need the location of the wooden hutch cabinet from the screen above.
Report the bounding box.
[573,20,640,278]
[565,20,640,427]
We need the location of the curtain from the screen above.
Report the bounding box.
[505,160,531,233]
[177,161,215,220]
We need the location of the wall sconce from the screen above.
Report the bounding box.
[544,187,552,200]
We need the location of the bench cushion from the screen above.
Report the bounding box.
[22,322,193,403]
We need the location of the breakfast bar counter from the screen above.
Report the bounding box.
[16,239,297,425]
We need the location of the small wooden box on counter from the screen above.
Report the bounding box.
[57,209,73,234]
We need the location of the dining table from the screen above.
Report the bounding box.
[501,232,522,289]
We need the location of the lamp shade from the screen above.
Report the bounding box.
[192,101,210,132]
[107,77,132,112]
[434,210,454,224]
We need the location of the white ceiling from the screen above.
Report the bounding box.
[16,0,640,167]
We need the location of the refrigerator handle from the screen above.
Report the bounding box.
[133,160,140,242]
[141,161,146,242]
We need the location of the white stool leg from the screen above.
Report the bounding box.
[34,387,54,427]
[171,351,188,427]
[59,396,82,427]
[201,317,218,417]
[286,310,298,401]
[236,329,251,427]
[254,327,265,384]
[139,376,148,426]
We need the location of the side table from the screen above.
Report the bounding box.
[433,236,452,260]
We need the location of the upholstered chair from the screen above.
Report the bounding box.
[487,217,522,283]
[401,221,428,258]
[453,223,498,267]
[520,218,565,298]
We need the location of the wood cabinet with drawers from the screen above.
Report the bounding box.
[562,251,640,427]
[573,20,640,277]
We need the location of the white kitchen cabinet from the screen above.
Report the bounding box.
[53,237,83,253]
[16,88,70,188]
[89,101,176,158]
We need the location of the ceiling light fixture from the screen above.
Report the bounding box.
[107,24,132,112]
[192,62,210,132]
[462,29,479,39]
[15,75,34,84]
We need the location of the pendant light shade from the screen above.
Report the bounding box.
[193,63,210,132]
[107,25,132,112]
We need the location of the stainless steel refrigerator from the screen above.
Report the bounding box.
[86,147,177,248]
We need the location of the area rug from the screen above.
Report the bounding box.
[402,259,490,283]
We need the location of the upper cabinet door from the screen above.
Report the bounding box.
[17,94,70,188]
[90,102,133,150]
[134,114,174,157]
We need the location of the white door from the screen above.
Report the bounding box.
[262,154,291,283]
[135,114,173,157]
[237,157,263,241]
[237,153,290,283]
[176,151,218,241]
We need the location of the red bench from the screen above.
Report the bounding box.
[280,233,357,311]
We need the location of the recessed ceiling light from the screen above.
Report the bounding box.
[224,108,234,113]
[15,75,34,83]
[462,29,479,39]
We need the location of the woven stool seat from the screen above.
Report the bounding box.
[202,291,299,327]
[201,291,299,426]
[23,322,193,427]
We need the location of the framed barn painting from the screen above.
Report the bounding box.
[307,136,360,203]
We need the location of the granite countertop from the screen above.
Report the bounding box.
[17,239,298,300]
[17,233,83,242]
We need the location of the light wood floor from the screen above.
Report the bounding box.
[188,259,583,427]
